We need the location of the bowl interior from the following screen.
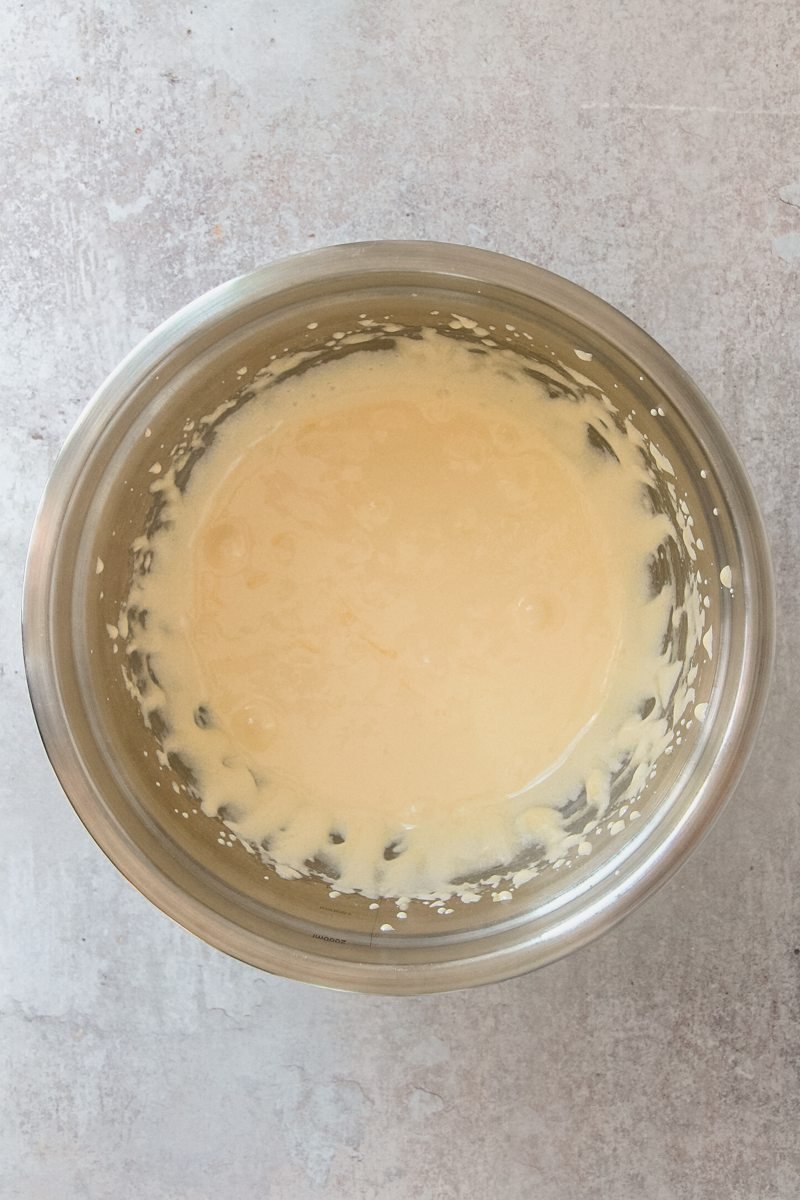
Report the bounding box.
[26,246,769,991]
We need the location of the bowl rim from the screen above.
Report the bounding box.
[22,240,776,993]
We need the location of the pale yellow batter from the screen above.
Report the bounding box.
[123,330,686,898]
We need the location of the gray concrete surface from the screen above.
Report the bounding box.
[2,2,799,1197]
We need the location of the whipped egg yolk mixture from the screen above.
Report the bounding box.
[122,330,682,899]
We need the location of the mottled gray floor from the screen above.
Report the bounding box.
[2,2,799,1197]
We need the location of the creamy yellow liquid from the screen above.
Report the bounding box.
[124,331,679,898]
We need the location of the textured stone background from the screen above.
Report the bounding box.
[2,2,799,1197]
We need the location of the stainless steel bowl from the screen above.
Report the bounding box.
[23,242,775,993]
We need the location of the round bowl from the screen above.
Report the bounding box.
[23,242,775,993]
